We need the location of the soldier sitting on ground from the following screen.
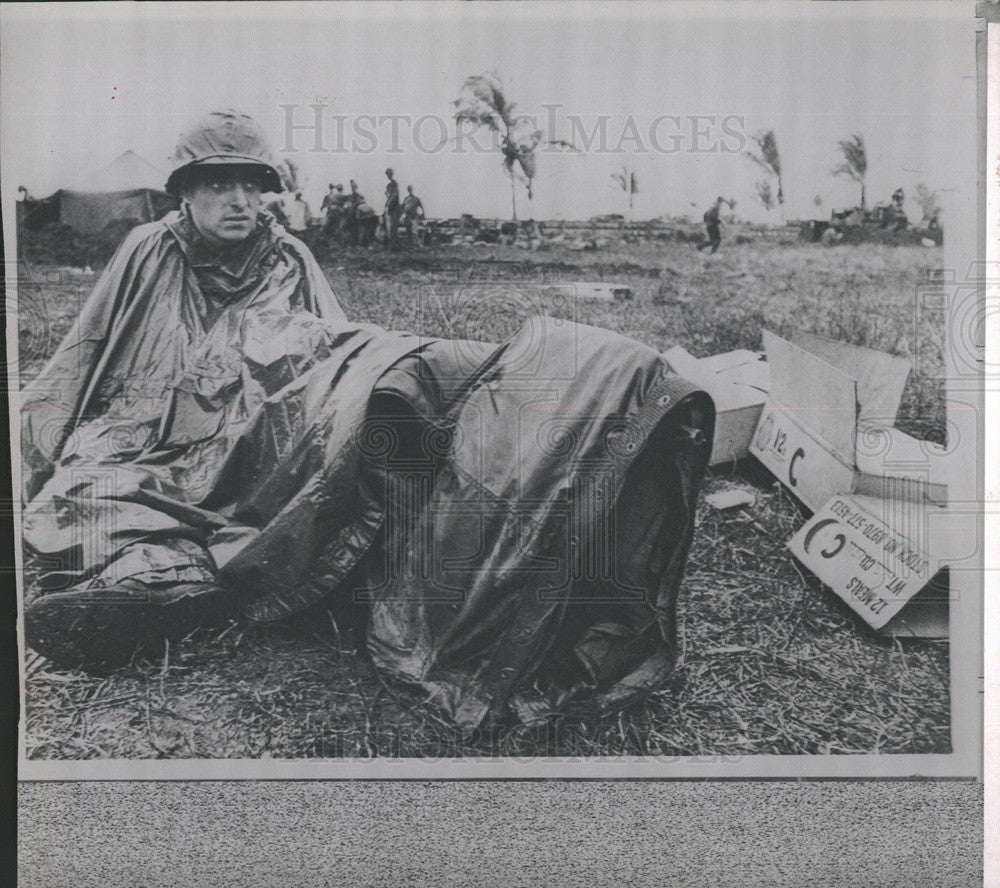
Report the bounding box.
[20,109,714,733]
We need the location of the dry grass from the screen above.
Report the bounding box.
[19,230,949,758]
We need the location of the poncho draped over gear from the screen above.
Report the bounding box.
[21,210,715,728]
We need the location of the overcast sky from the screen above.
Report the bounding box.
[0,1,976,222]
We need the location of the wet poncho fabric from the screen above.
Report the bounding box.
[21,212,715,728]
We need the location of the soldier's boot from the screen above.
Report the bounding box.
[24,579,234,671]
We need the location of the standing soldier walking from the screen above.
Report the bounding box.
[401,185,425,246]
[346,179,363,245]
[383,167,401,247]
[321,183,346,239]
[697,196,731,254]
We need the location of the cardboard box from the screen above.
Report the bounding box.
[748,330,946,513]
[749,331,950,637]
[662,346,770,466]
[787,493,948,637]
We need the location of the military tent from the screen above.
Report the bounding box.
[35,150,180,234]
[57,187,178,234]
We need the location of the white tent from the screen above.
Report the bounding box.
[70,150,169,193]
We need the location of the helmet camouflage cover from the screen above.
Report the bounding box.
[166,109,283,195]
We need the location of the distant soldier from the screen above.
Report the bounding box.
[401,185,425,245]
[321,183,337,214]
[889,187,907,231]
[356,201,379,247]
[697,196,730,254]
[345,179,364,244]
[321,183,346,236]
[383,167,401,247]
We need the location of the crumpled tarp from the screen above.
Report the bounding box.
[364,317,715,726]
[21,209,714,728]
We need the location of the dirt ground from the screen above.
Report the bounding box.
[18,229,950,758]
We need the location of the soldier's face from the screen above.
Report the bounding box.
[183,166,265,246]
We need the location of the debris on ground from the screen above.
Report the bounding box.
[704,488,757,510]
[545,281,632,302]
[662,345,769,466]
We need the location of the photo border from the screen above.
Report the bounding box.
[1,0,986,783]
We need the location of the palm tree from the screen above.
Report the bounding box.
[832,134,868,210]
[610,165,638,217]
[745,130,784,208]
[453,72,573,222]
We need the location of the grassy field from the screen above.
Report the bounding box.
[19,231,950,758]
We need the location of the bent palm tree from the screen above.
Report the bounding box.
[453,73,574,222]
[832,134,868,210]
[610,165,638,216]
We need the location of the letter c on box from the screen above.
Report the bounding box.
[821,534,846,559]
[802,517,846,559]
[788,447,805,487]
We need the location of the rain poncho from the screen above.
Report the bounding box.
[21,209,714,728]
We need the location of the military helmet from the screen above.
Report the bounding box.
[166,110,283,196]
